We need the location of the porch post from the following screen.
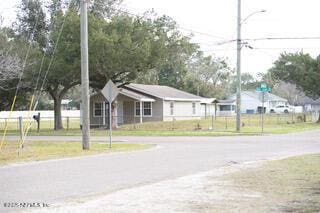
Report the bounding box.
[140,100,143,124]
[102,101,106,126]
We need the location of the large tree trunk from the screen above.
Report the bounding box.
[47,84,78,131]
[53,97,63,130]
[317,111,320,123]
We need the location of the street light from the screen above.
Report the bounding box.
[236,0,266,131]
[241,9,266,25]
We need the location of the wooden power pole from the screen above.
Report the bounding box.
[80,0,90,150]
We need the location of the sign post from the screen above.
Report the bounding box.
[101,80,119,148]
[256,83,271,134]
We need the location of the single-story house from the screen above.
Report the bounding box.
[226,91,289,114]
[296,97,320,112]
[89,83,208,127]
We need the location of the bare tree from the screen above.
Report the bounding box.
[0,50,23,90]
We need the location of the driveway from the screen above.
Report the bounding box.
[1,130,320,212]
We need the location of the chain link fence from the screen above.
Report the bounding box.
[0,112,317,132]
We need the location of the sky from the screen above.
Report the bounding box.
[1,0,320,77]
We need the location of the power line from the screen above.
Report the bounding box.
[216,36,320,45]
[245,36,320,41]
[202,46,320,52]
[92,3,232,42]
[20,0,73,148]
[178,26,229,40]
[0,0,44,151]
[93,2,320,47]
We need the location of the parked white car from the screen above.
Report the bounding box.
[269,105,293,113]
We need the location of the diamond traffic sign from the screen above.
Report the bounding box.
[101,80,119,102]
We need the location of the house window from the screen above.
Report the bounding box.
[220,105,232,111]
[192,102,196,115]
[94,102,108,117]
[135,102,152,116]
[143,102,152,116]
[135,102,141,116]
[170,102,174,115]
[94,102,103,117]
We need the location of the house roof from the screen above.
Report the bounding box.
[119,88,155,102]
[218,99,236,104]
[124,83,204,101]
[90,88,156,102]
[297,96,320,105]
[200,98,218,104]
[229,91,288,102]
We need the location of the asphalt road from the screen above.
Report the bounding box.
[1,130,320,212]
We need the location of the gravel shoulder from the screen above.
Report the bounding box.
[27,154,320,213]
[1,130,319,213]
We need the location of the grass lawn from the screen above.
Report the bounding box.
[227,154,320,212]
[0,141,152,166]
[1,122,319,137]
[0,114,319,136]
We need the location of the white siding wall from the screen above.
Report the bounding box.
[230,95,290,113]
[241,95,262,113]
[229,94,262,113]
[163,101,201,121]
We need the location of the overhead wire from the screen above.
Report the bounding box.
[19,0,73,149]
[215,36,320,46]
[94,2,320,51]
[0,0,42,151]
[18,54,45,149]
[92,2,233,42]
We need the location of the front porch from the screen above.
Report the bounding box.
[89,88,156,128]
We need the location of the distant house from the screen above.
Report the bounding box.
[200,98,218,117]
[297,97,320,112]
[216,99,236,116]
[89,83,207,127]
[49,99,73,110]
[227,91,289,114]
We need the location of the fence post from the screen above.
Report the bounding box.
[19,117,23,147]
[211,115,214,130]
[172,117,175,130]
[133,116,136,129]
[225,116,228,130]
[67,117,70,131]
[37,112,40,133]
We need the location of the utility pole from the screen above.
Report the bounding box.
[236,0,242,131]
[261,92,265,134]
[80,0,90,150]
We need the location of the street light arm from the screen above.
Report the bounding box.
[241,9,266,25]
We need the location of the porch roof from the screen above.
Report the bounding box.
[119,88,155,102]
[217,99,236,105]
[90,89,155,102]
